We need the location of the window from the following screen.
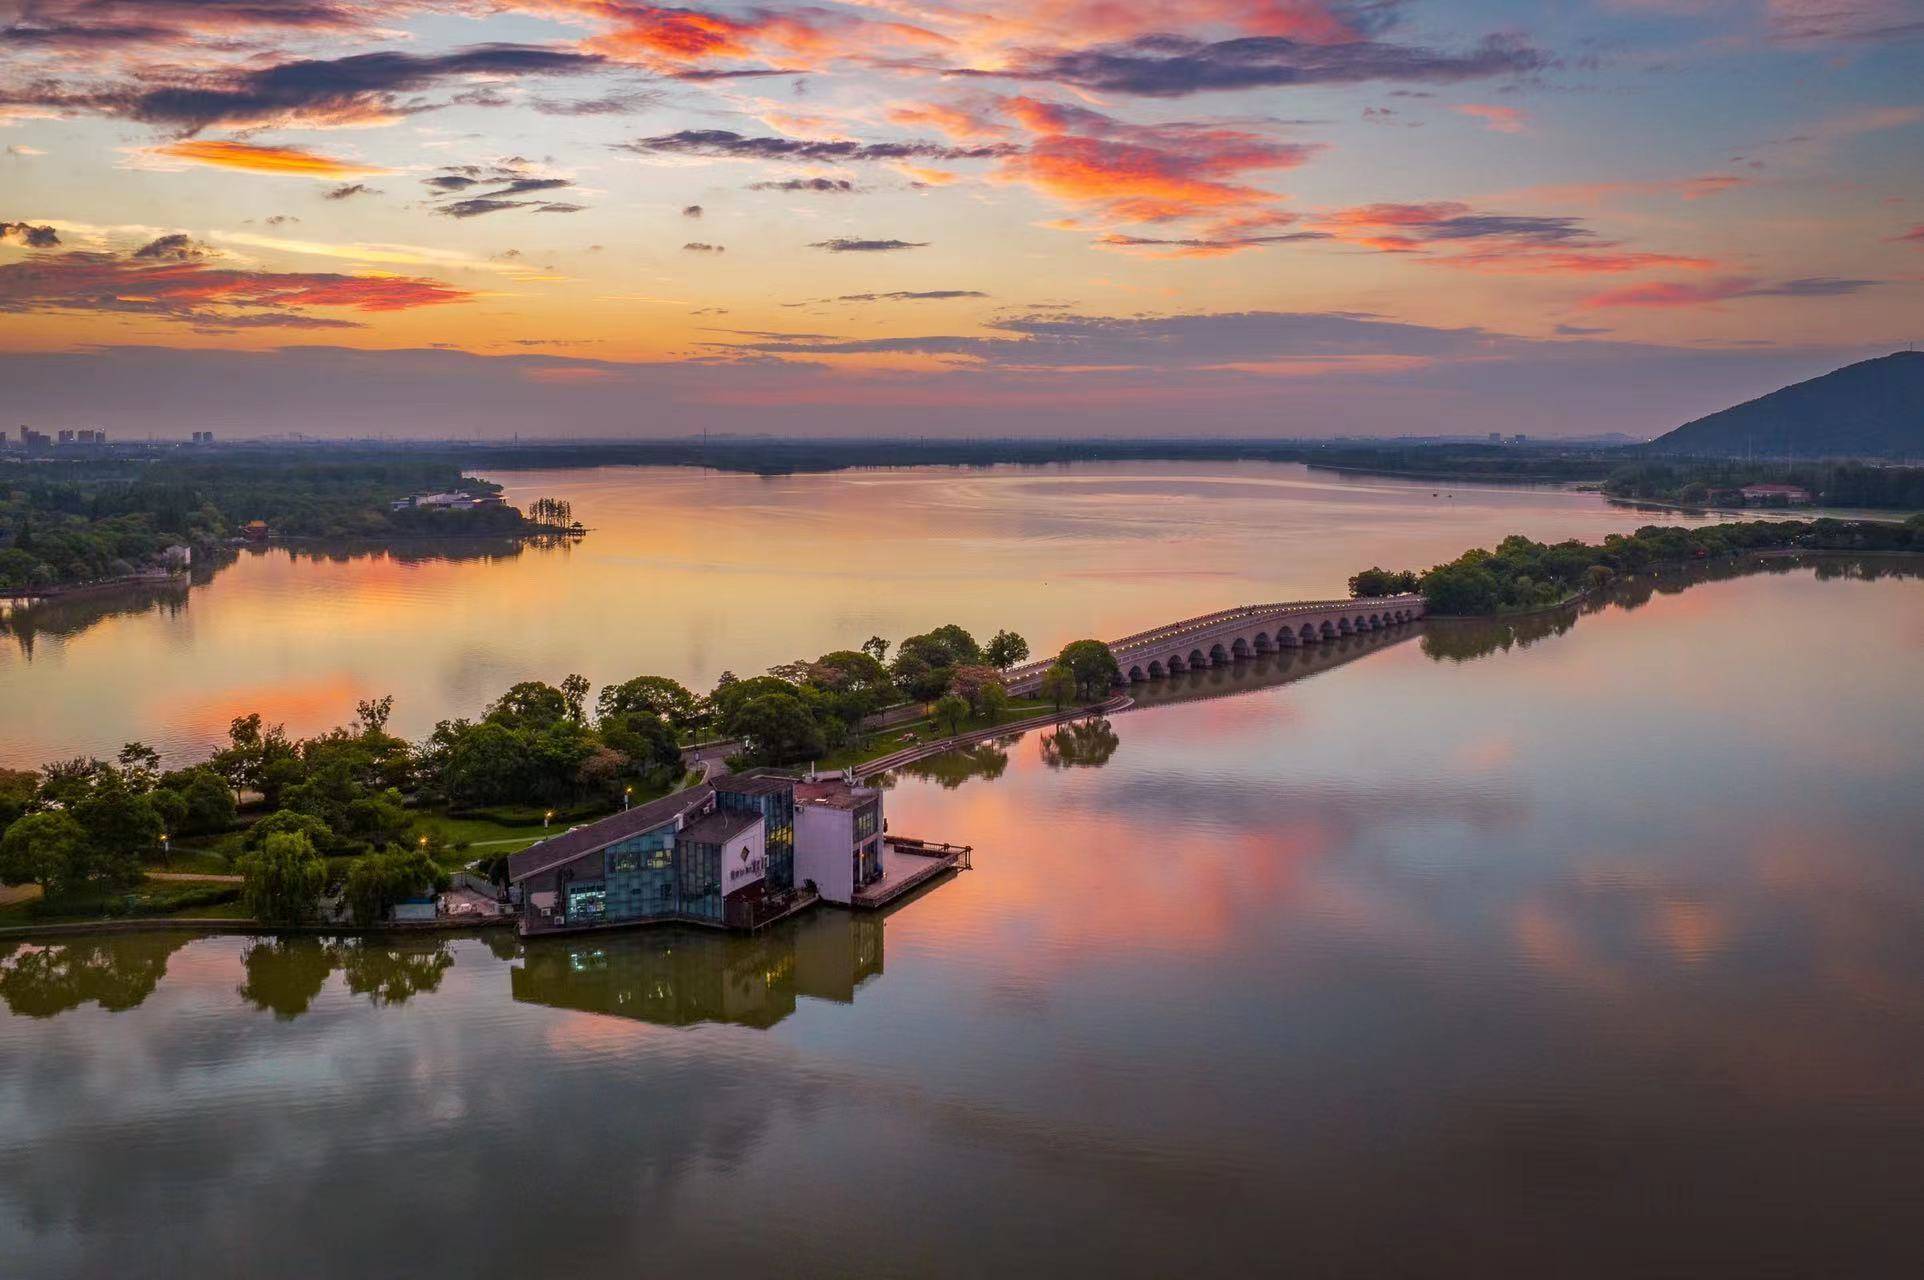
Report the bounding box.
[567,886,607,920]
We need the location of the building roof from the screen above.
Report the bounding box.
[507,785,713,883]
[711,771,796,798]
[678,808,762,847]
[795,777,877,810]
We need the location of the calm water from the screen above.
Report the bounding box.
[0,461,1745,767]
[4,561,1922,1277]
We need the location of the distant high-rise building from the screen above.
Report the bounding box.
[57,429,75,444]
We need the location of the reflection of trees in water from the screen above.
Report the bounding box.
[884,735,1017,790]
[0,934,191,1017]
[1,575,194,658]
[1,536,562,655]
[237,937,336,1020]
[1422,552,1924,664]
[1039,717,1120,770]
[335,938,455,1007]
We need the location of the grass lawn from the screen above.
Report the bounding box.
[815,697,1065,771]
[0,876,242,927]
[413,773,698,861]
[152,845,235,875]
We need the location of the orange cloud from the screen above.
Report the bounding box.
[151,140,389,179]
[992,97,1318,235]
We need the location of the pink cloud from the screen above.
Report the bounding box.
[1453,103,1528,133]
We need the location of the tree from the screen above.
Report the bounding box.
[176,769,237,835]
[0,768,40,829]
[933,693,970,736]
[0,811,90,897]
[343,847,448,926]
[948,665,1005,717]
[1038,663,1076,712]
[596,675,702,732]
[978,682,1010,725]
[1348,567,1420,598]
[72,776,163,876]
[861,635,890,663]
[600,709,682,778]
[116,742,161,792]
[484,681,569,731]
[560,673,591,722]
[712,675,805,734]
[985,629,1030,671]
[732,693,826,766]
[237,830,327,924]
[243,809,337,853]
[1056,640,1120,700]
[355,695,395,735]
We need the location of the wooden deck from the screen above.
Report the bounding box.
[850,836,972,910]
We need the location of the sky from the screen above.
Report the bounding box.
[1,0,1921,439]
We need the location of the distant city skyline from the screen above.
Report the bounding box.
[2,0,1920,437]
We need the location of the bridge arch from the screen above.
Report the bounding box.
[1147,660,1165,678]
[1188,647,1208,669]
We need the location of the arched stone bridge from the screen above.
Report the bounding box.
[1003,593,1426,694]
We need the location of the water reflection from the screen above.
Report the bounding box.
[1038,716,1121,769]
[0,934,191,1018]
[511,908,884,1029]
[3,461,1767,767]
[1423,552,1924,662]
[879,736,1016,789]
[0,563,1921,1276]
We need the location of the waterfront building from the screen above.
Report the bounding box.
[714,772,797,894]
[509,776,809,936]
[1739,483,1813,506]
[794,775,885,904]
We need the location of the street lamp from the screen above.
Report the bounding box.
[544,809,555,829]
[623,785,633,811]
[160,832,170,855]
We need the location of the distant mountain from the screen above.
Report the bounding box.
[1649,351,1924,458]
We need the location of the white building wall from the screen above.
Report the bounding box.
[795,805,856,904]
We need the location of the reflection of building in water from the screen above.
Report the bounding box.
[509,907,885,1029]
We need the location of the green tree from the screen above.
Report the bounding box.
[933,693,970,736]
[343,847,448,926]
[484,681,569,731]
[1056,640,1120,700]
[173,769,237,835]
[596,675,702,732]
[600,709,682,778]
[732,693,826,766]
[1038,663,1076,712]
[0,768,39,830]
[861,635,890,663]
[984,629,1030,671]
[560,673,591,722]
[237,830,328,924]
[1348,567,1420,598]
[243,808,337,853]
[72,776,163,877]
[0,811,91,897]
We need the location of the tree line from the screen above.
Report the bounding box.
[1602,460,1924,510]
[0,454,561,592]
[1350,516,1924,616]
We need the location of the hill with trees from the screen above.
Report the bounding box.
[1648,351,1924,459]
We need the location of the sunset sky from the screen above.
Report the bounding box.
[2,0,1921,438]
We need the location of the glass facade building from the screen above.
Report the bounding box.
[716,777,795,893]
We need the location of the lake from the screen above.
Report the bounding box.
[1,461,1747,768]
[3,558,1922,1277]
